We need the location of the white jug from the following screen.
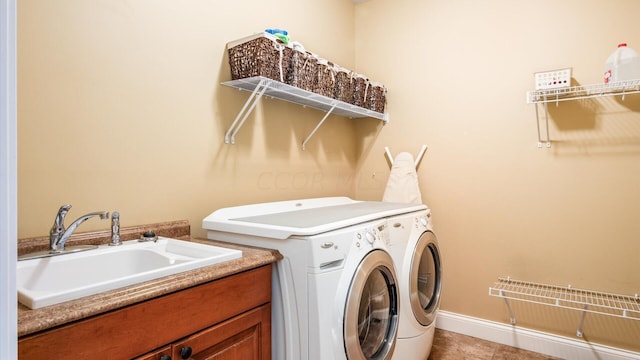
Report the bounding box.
[604,43,640,84]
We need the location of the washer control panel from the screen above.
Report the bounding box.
[355,220,389,249]
[310,219,393,269]
[355,231,373,249]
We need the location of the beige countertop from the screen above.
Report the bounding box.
[17,222,282,338]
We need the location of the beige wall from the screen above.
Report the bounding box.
[18,0,640,353]
[354,0,640,352]
[18,0,361,239]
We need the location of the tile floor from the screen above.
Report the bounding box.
[428,329,562,360]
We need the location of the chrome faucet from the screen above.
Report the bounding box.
[49,204,109,253]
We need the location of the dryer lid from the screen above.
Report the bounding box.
[202,197,426,239]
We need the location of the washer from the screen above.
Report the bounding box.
[202,197,427,360]
[386,209,442,360]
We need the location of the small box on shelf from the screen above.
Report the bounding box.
[534,68,572,90]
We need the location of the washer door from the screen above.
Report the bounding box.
[410,231,442,326]
[344,250,399,360]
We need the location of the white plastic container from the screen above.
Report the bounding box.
[604,43,640,84]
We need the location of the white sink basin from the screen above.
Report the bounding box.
[17,237,242,309]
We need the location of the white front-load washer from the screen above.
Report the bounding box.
[386,209,442,360]
[202,197,427,360]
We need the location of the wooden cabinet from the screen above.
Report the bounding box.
[19,265,272,360]
[136,304,270,360]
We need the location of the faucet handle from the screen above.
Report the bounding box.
[49,204,72,251]
[50,204,71,233]
[57,204,72,213]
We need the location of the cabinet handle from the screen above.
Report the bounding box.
[179,346,192,359]
[159,356,172,360]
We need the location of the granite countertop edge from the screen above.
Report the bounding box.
[18,237,282,338]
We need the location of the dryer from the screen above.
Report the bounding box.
[386,209,442,360]
[202,197,427,360]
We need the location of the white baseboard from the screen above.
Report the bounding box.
[435,311,640,360]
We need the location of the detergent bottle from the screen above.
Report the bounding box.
[604,43,640,84]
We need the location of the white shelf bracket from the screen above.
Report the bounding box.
[534,101,551,148]
[577,304,589,338]
[302,103,337,150]
[224,79,268,144]
[500,290,517,325]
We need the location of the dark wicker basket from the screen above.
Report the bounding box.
[352,74,369,108]
[314,60,336,98]
[334,67,354,104]
[227,34,388,112]
[366,82,387,113]
[228,34,291,82]
[285,49,318,92]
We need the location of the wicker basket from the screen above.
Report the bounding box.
[226,34,389,112]
[286,49,318,92]
[227,33,292,82]
[314,59,336,98]
[352,74,369,108]
[366,81,387,113]
[334,66,354,104]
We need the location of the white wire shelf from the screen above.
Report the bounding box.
[527,79,640,104]
[222,77,389,149]
[526,78,640,148]
[489,277,640,337]
[223,76,388,121]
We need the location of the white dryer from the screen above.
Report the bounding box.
[386,209,442,360]
[202,197,427,360]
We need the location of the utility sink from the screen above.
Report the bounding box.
[17,237,242,309]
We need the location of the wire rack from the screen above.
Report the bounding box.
[527,79,640,104]
[489,277,640,337]
[526,78,640,148]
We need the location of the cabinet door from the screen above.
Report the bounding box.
[171,304,271,360]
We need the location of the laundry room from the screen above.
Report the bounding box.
[5,0,640,359]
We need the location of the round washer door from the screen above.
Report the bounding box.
[410,231,442,326]
[344,250,399,360]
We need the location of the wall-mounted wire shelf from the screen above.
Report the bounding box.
[489,277,640,337]
[527,79,640,104]
[222,76,389,150]
[526,79,640,148]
